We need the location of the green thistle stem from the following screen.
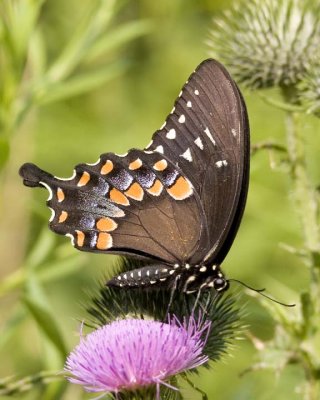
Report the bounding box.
[284,107,320,399]
[285,111,320,272]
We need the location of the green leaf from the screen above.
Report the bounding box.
[0,308,25,350]
[25,227,56,270]
[36,253,87,283]
[36,61,128,105]
[46,0,117,83]
[85,19,153,64]
[23,278,67,357]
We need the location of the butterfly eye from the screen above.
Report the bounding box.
[214,278,229,291]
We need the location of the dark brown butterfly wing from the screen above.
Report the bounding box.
[19,59,249,290]
[146,59,249,265]
[20,149,208,265]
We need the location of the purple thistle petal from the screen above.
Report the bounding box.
[65,316,211,395]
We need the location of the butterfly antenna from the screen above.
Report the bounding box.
[228,279,295,307]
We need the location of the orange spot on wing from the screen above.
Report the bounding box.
[78,171,90,187]
[96,217,118,232]
[97,232,113,250]
[167,176,193,200]
[147,179,163,196]
[57,187,65,202]
[129,158,142,170]
[109,188,130,206]
[153,159,168,171]
[125,182,144,201]
[101,160,113,175]
[76,230,85,247]
[58,211,68,223]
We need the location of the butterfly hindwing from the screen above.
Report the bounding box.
[20,149,208,264]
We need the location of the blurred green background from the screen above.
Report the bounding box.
[1,0,319,399]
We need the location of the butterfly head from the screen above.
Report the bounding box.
[210,265,229,292]
[213,276,229,292]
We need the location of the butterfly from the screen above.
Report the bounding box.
[20,59,250,294]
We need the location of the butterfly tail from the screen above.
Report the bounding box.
[19,163,55,188]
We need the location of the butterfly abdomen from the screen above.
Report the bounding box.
[107,264,180,289]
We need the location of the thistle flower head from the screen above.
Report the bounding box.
[298,61,320,116]
[65,316,211,397]
[208,0,320,89]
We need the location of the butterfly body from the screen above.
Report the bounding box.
[20,59,249,293]
[107,262,229,294]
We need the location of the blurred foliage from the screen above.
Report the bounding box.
[0,0,320,399]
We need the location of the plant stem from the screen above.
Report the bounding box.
[285,112,320,277]
[285,110,320,398]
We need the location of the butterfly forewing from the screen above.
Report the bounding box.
[146,60,249,265]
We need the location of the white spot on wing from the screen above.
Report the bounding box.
[200,266,207,272]
[116,152,128,157]
[65,233,75,246]
[187,101,192,108]
[145,140,153,149]
[87,158,101,166]
[171,107,175,114]
[179,90,183,97]
[178,114,186,123]
[55,169,76,182]
[204,127,216,145]
[231,128,237,137]
[180,148,192,162]
[194,137,203,150]
[194,89,199,95]
[166,128,176,139]
[215,160,228,168]
[48,207,55,222]
[40,181,53,201]
[155,145,164,154]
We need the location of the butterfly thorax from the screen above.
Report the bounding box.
[107,262,229,294]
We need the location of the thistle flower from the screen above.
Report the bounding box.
[298,61,320,116]
[208,0,320,89]
[65,316,211,399]
[66,258,244,399]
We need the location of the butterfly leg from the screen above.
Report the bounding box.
[165,274,180,316]
[191,289,203,314]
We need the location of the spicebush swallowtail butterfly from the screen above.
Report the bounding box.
[20,59,249,294]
